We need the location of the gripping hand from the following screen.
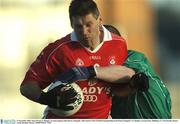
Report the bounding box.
[58,66,96,83]
[129,72,149,91]
[38,84,78,110]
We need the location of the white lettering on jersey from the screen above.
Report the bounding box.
[97,87,104,94]
[81,64,111,102]
[89,56,101,60]
[105,87,111,95]
[89,87,96,94]
[82,86,111,102]
[88,79,97,86]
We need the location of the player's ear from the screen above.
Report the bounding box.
[98,16,103,25]
[98,16,103,31]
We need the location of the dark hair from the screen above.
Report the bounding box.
[103,25,121,36]
[69,0,100,25]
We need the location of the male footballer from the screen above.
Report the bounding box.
[20,0,148,119]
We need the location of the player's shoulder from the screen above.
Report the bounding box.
[52,34,72,47]
[39,34,73,58]
[44,34,72,50]
[111,33,126,43]
[128,50,145,56]
[127,50,146,61]
[108,33,127,49]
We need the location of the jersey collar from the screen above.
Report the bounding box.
[70,26,112,53]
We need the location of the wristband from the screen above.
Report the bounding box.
[87,66,96,78]
[93,65,98,75]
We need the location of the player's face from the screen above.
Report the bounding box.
[71,13,102,48]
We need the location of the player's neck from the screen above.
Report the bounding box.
[87,30,104,51]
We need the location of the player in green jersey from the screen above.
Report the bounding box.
[104,25,172,119]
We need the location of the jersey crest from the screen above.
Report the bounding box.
[75,58,84,66]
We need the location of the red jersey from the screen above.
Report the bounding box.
[22,27,128,119]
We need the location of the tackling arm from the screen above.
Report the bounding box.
[57,65,135,84]
[95,65,135,83]
[56,64,149,97]
[111,72,149,96]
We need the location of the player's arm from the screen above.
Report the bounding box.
[20,44,78,110]
[95,65,135,83]
[57,65,135,84]
[111,72,149,96]
[20,81,42,102]
[20,69,78,110]
[57,65,148,96]
[20,81,77,110]
[110,50,151,97]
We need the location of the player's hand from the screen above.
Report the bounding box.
[38,84,78,110]
[58,66,96,83]
[129,72,149,92]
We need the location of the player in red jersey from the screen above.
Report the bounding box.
[20,0,148,119]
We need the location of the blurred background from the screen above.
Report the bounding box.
[0,0,179,119]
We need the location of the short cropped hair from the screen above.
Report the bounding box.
[69,0,100,25]
[104,25,121,36]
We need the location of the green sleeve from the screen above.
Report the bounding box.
[124,50,155,75]
[124,50,172,119]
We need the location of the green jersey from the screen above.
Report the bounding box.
[111,50,172,119]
